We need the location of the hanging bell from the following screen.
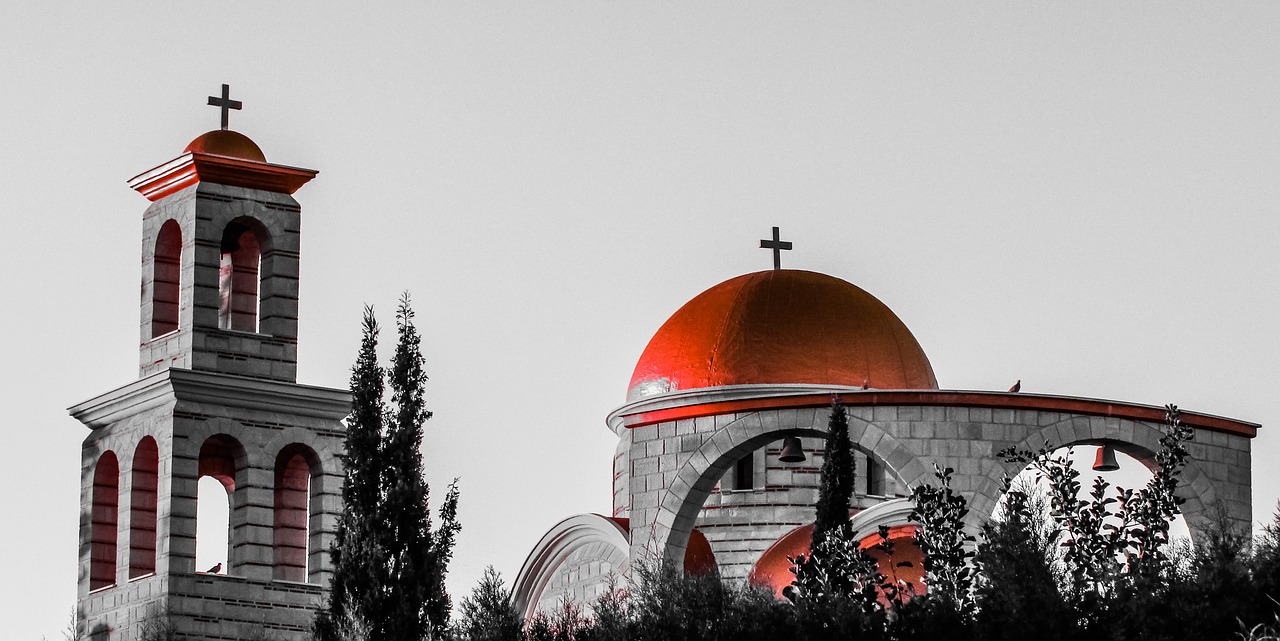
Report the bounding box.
[779,436,806,463]
[1092,444,1119,472]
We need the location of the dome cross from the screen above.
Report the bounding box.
[206,84,242,131]
[759,226,792,270]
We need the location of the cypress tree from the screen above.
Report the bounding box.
[317,307,390,641]
[812,399,855,549]
[316,298,460,641]
[382,294,460,641]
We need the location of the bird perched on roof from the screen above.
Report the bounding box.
[205,562,222,574]
[861,379,870,390]
[1008,380,1021,393]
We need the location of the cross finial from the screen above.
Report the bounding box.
[759,226,792,270]
[207,84,242,131]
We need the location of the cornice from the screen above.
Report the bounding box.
[69,368,350,429]
[607,385,1259,439]
[128,152,317,201]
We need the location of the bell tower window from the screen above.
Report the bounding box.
[218,220,262,332]
[129,437,159,578]
[90,452,120,591]
[273,445,319,582]
[151,220,182,337]
[196,435,242,575]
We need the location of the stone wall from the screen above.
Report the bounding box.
[73,369,348,641]
[623,402,1252,573]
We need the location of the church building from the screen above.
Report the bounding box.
[69,92,1259,638]
[70,88,350,641]
[510,231,1259,616]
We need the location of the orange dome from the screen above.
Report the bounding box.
[184,130,266,162]
[627,270,937,401]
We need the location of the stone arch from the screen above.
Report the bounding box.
[657,409,927,566]
[128,436,159,579]
[151,219,182,338]
[196,433,247,575]
[844,412,934,489]
[848,497,917,540]
[217,216,270,333]
[968,416,1218,541]
[90,451,120,591]
[273,443,321,582]
[512,514,631,620]
[263,426,339,476]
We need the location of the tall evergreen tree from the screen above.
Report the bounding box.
[382,294,462,641]
[787,399,885,621]
[381,295,435,641]
[316,308,388,641]
[316,298,461,641]
[812,399,855,549]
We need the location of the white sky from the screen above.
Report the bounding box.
[3,3,1279,639]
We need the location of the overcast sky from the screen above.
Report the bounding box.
[3,3,1279,639]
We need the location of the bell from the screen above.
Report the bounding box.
[1092,444,1119,472]
[779,436,806,463]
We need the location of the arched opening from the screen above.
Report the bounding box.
[90,451,120,591]
[273,444,320,582]
[151,220,182,337]
[129,437,159,578]
[196,435,242,575]
[751,499,924,600]
[693,430,910,581]
[218,219,265,333]
[661,412,925,576]
[994,444,1192,545]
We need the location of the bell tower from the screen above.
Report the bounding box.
[70,89,350,641]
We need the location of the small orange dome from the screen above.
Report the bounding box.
[184,130,266,162]
[627,270,938,401]
[751,523,925,600]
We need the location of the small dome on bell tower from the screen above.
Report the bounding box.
[184,129,267,162]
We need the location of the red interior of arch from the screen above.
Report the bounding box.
[273,449,313,582]
[129,438,159,578]
[152,220,182,337]
[218,224,260,333]
[90,452,119,590]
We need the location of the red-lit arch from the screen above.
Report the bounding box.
[151,219,182,337]
[129,437,159,578]
[218,217,269,333]
[90,451,120,590]
[273,444,320,582]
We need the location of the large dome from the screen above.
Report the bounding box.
[627,270,938,402]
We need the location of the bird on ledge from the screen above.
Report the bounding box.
[1008,380,1021,393]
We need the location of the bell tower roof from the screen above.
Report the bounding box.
[128,130,317,202]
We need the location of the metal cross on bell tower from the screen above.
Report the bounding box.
[207,84,243,130]
[759,226,792,270]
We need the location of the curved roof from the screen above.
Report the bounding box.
[185,130,267,162]
[510,514,716,619]
[628,270,937,402]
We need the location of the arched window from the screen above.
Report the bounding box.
[197,435,242,575]
[90,451,120,590]
[218,219,263,332]
[129,437,159,578]
[151,220,182,337]
[273,445,319,582]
